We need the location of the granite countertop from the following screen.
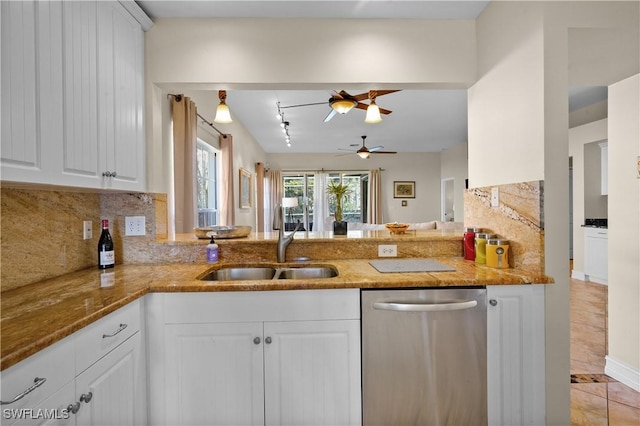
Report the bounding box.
[1,257,553,371]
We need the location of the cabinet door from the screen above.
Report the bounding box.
[60,0,101,188]
[487,285,545,426]
[74,333,145,426]
[264,320,362,426]
[0,0,63,184]
[96,1,145,191]
[585,230,608,284]
[164,323,265,426]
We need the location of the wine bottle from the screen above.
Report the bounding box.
[98,219,115,269]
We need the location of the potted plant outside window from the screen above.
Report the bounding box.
[327,180,351,235]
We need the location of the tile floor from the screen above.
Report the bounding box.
[570,276,640,425]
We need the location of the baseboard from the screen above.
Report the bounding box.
[574,270,608,285]
[605,356,640,392]
[587,275,608,285]
[571,270,586,281]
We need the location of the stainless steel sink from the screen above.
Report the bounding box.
[198,265,338,281]
[276,267,338,280]
[199,267,277,281]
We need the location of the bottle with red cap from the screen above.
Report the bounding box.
[463,227,481,260]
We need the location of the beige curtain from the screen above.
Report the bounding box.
[220,135,234,225]
[265,169,283,229]
[171,95,197,233]
[368,168,383,224]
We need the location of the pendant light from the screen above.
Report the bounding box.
[214,90,232,123]
[364,90,383,123]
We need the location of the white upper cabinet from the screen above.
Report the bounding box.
[0,0,150,191]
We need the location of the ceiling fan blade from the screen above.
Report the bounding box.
[378,106,392,115]
[368,145,384,152]
[354,102,369,111]
[374,89,401,97]
[371,151,397,154]
[323,108,338,122]
[352,92,370,101]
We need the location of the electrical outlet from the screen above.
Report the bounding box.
[378,244,397,257]
[125,216,146,236]
[83,220,92,240]
[491,187,499,207]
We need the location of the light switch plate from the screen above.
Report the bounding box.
[491,187,499,207]
[83,220,92,240]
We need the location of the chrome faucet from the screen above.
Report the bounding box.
[273,204,302,263]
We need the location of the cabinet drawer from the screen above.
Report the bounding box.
[74,300,141,375]
[162,289,361,323]
[1,335,74,419]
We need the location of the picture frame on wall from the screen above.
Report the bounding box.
[239,168,252,208]
[393,181,415,198]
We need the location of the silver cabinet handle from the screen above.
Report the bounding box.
[253,337,261,345]
[67,402,81,414]
[489,299,498,306]
[102,323,127,338]
[1,377,47,405]
[102,171,117,178]
[265,337,272,344]
[80,392,93,403]
[373,300,478,312]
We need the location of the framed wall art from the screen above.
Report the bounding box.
[239,168,252,208]
[393,181,415,198]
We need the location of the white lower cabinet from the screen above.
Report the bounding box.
[1,301,146,426]
[148,290,362,426]
[584,227,608,284]
[487,285,545,426]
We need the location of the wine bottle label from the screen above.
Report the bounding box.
[100,250,115,266]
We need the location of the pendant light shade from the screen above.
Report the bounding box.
[214,90,233,123]
[330,98,357,114]
[364,100,383,123]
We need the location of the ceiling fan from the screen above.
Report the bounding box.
[324,89,399,122]
[339,135,397,159]
[280,89,400,122]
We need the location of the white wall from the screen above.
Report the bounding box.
[607,74,640,390]
[569,119,608,278]
[266,152,442,223]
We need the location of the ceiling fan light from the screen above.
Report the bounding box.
[364,102,382,124]
[357,151,370,159]
[330,99,357,114]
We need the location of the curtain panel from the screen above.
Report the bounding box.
[368,168,383,224]
[220,135,234,225]
[171,95,197,233]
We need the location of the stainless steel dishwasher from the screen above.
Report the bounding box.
[362,288,487,425]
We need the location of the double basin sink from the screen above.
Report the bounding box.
[199,264,338,281]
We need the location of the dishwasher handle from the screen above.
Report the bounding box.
[373,300,478,312]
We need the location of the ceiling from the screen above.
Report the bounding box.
[137,0,608,155]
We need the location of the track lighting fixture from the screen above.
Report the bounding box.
[275,102,292,147]
[214,90,232,123]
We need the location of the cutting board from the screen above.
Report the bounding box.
[369,258,456,273]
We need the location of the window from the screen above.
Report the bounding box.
[196,140,219,227]
[282,171,368,230]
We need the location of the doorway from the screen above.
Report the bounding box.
[441,178,455,222]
